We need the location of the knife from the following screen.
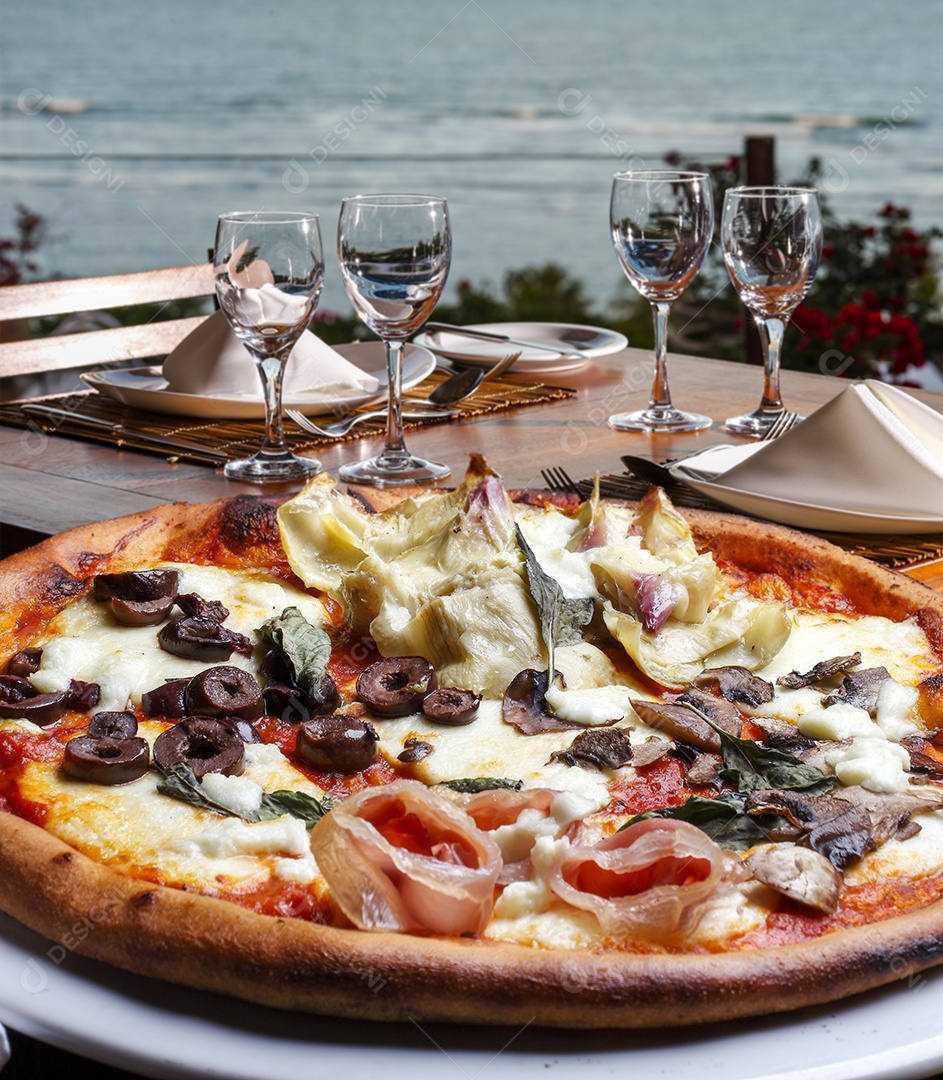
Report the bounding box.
[423,322,588,358]
[20,404,229,464]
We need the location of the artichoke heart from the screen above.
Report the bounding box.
[603,596,791,689]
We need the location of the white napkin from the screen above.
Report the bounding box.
[673,381,943,527]
[162,310,380,398]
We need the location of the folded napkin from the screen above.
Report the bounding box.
[673,381,943,531]
[162,310,380,398]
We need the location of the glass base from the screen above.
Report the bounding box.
[722,410,804,437]
[224,450,321,484]
[339,450,450,487]
[609,407,712,434]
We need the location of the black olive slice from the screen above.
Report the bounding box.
[295,716,379,773]
[0,689,68,726]
[63,735,150,785]
[93,569,179,603]
[6,648,42,677]
[185,666,264,720]
[141,678,189,718]
[0,674,36,705]
[398,738,433,763]
[307,672,341,716]
[88,710,139,738]
[356,657,437,718]
[216,716,262,744]
[64,678,100,712]
[158,617,252,662]
[110,595,176,627]
[422,687,481,726]
[174,593,230,623]
[152,717,245,779]
[263,680,307,723]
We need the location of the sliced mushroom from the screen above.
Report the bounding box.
[777,652,862,690]
[674,687,741,736]
[823,667,890,715]
[629,736,674,768]
[502,670,581,735]
[548,727,633,770]
[694,666,774,708]
[629,698,721,753]
[686,753,722,787]
[745,844,842,914]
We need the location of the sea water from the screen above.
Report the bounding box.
[1,0,940,314]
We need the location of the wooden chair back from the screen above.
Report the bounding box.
[0,264,215,382]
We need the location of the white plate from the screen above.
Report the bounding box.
[2,912,942,1080]
[672,467,943,534]
[414,323,627,374]
[80,342,436,420]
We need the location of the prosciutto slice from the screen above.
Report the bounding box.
[549,819,725,938]
[310,779,502,935]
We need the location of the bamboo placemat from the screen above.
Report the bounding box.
[0,372,575,464]
[572,472,943,570]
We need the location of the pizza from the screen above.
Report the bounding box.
[0,455,942,1029]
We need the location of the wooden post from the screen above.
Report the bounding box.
[742,136,776,365]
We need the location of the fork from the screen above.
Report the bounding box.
[286,407,456,439]
[759,409,801,441]
[540,466,588,496]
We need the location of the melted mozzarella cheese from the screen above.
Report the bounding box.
[827,737,911,793]
[27,564,328,712]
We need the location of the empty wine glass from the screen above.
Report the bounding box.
[213,210,324,482]
[609,170,715,432]
[337,193,451,486]
[721,186,823,436]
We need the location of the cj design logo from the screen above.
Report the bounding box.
[20,958,48,994]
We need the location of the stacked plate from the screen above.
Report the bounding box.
[414,322,628,374]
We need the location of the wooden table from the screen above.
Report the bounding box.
[2,348,942,590]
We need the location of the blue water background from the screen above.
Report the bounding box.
[1,0,941,313]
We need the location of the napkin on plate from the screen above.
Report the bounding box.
[672,381,943,529]
[162,310,380,398]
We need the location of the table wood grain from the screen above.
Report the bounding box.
[2,348,942,588]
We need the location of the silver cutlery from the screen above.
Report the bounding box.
[423,323,587,360]
[286,407,457,440]
[20,404,229,463]
[758,409,801,440]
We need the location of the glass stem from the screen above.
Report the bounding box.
[382,339,407,459]
[758,315,786,412]
[649,301,673,411]
[255,349,292,457]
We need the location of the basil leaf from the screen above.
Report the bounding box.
[157,762,335,826]
[622,793,786,851]
[515,525,593,674]
[715,728,838,795]
[438,777,524,794]
[679,700,838,796]
[156,761,235,815]
[258,606,331,699]
[259,788,337,827]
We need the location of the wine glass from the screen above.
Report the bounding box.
[721,186,823,436]
[213,210,324,483]
[609,170,714,432]
[337,193,451,486]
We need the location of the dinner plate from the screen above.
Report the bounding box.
[1,912,942,1080]
[80,343,436,420]
[413,323,627,374]
[672,467,943,535]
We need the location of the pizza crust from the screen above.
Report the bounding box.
[1,491,943,1028]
